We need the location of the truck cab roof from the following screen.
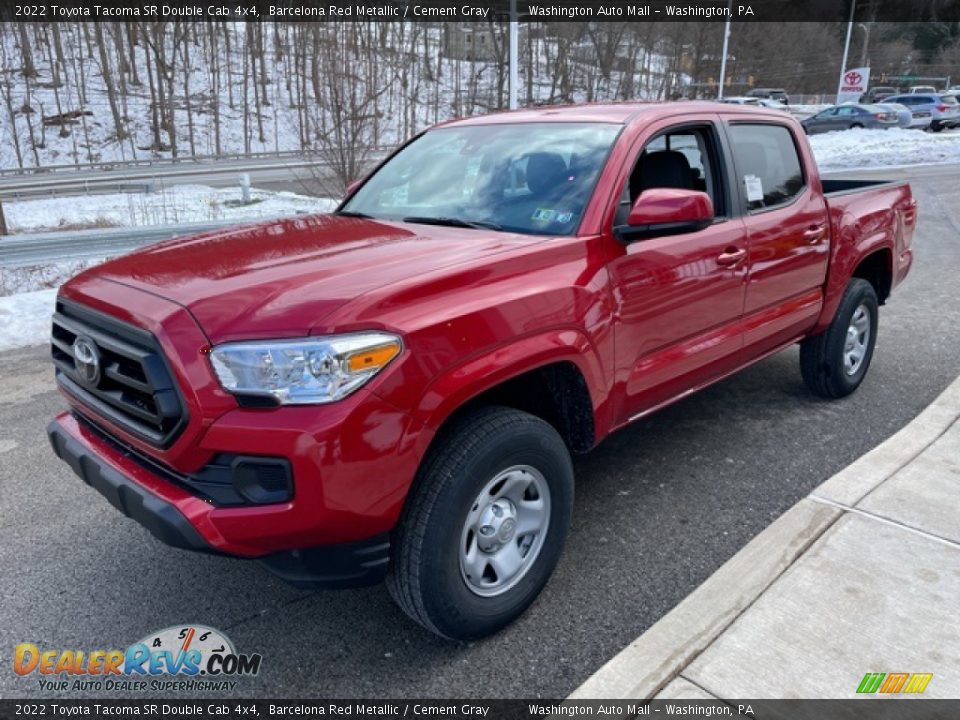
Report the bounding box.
[437,101,787,128]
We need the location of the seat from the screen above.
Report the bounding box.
[630,150,695,200]
[525,152,569,197]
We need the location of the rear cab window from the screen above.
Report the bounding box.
[727,124,805,212]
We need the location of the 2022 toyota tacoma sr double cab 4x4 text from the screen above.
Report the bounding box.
[48,102,915,640]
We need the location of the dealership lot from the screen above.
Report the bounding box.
[2,165,959,699]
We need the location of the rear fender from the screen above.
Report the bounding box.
[813,195,906,334]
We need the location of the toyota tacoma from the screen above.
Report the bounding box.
[48,103,915,639]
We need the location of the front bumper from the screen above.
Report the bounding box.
[48,416,214,554]
[48,416,392,588]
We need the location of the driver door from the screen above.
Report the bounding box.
[605,119,748,424]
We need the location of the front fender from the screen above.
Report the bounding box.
[399,327,612,460]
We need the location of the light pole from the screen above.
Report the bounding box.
[858,22,871,68]
[508,0,518,110]
[718,17,731,99]
[838,0,856,100]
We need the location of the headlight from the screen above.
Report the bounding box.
[209,333,402,405]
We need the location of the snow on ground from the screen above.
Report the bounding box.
[5,184,336,234]
[0,288,57,353]
[0,184,337,350]
[0,258,105,296]
[809,127,960,171]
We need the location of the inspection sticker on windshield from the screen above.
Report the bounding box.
[744,174,764,202]
[532,208,557,222]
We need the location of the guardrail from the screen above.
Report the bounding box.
[0,182,155,201]
[0,216,291,267]
[0,148,394,178]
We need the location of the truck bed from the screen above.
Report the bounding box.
[817,178,916,330]
[821,178,899,196]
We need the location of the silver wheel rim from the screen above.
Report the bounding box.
[459,465,551,598]
[844,303,871,376]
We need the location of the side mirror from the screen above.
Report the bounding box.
[345,179,364,196]
[616,188,714,242]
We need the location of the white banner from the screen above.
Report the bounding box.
[837,67,871,104]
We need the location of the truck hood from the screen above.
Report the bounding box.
[89,214,532,343]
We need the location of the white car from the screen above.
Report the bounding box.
[718,96,761,105]
[718,96,789,110]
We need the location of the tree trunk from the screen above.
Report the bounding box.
[94,24,128,141]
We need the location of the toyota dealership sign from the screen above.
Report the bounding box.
[837,66,871,104]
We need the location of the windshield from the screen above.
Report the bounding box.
[340,122,621,236]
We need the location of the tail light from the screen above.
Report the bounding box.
[936,104,947,112]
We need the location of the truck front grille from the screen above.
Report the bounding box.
[51,299,186,448]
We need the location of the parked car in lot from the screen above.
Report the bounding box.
[719,96,789,110]
[747,87,789,104]
[909,85,939,94]
[801,104,900,133]
[859,86,897,104]
[48,103,916,639]
[885,93,960,131]
[874,102,915,129]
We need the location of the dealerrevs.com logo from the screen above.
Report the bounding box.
[13,625,262,693]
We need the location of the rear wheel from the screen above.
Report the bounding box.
[800,278,878,398]
[387,406,574,640]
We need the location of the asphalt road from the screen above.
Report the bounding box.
[1,166,959,700]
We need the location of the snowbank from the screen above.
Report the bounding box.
[5,184,337,235]
[0,288,57,352]
[810,127,960,171]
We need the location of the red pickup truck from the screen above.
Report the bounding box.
[48,103,915,640]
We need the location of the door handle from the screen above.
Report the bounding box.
[803,224,827,243]
[717,247,746,266]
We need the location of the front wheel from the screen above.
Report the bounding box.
[800,278,879,398]
[387,406,574,640]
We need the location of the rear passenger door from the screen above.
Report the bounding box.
[725,121,830,357]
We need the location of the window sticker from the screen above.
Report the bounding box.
[556,212,574,224]
[744,174,764,203]
[532,208,557,222]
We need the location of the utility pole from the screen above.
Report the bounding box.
[508,0,518,110]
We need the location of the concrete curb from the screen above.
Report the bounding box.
[568,375,960,701]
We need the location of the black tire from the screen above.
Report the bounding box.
[800,278,879,399]
[386,405,574,640]
[931,122,944,133]
[850,123,864,129]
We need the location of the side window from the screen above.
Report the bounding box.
[728,124,804,211]
[617,125,723,225]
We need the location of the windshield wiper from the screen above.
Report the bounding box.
[402,216,503,231]
[336,210,374,219]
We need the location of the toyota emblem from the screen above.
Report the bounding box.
[72,335,101,386]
